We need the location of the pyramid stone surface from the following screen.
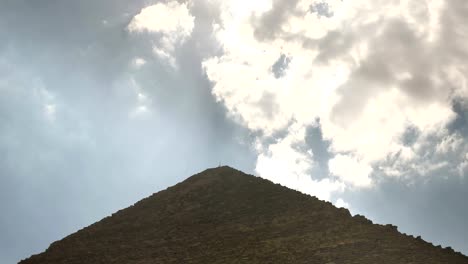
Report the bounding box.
[19,166,468,263]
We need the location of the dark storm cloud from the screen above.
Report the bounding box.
[0,1,256,263]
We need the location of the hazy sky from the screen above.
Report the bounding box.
[1,0,468,263]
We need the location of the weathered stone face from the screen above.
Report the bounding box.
[19,166,468,264]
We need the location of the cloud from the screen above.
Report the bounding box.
[335,198,350,209]
[202,0,468,197]
[329,154,372,188]
[251,0,301,40]
[254,122,345,201]
[2,0,468,261]
[131,57,147,69]
[0,1,256,262]
[128,1,195,68]
[128,1,194,36]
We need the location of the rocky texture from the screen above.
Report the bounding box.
[20,166,468,263]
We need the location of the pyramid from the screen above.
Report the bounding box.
[19,166,468,263]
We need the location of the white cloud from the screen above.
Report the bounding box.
[128,1,194,37]
[254,123,345,200]
[329,154,372,188]
[128,1,195,68]
[335,198,350,209]
[202,0,468,200]
[131,57,147,69]
[255,124,311,185]
[153,47,177,69]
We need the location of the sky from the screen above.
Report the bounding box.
[1,0,467,262]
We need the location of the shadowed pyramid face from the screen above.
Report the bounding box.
[19,166,468,264]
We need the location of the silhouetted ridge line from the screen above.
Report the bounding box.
[19,166,468,264]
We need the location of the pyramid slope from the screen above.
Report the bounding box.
[20,166,468,264]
